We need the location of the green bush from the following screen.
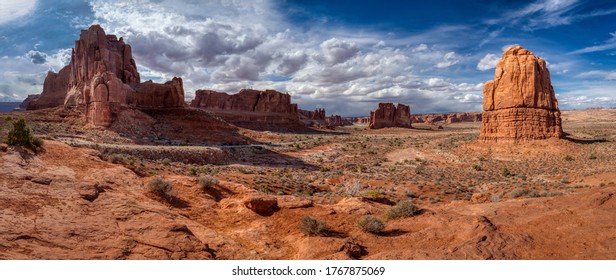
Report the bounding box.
[148,176,173,198]
[6,118,34,149]
[385,200,420,220]
[300,216,328,236]
[364,189,382,198]
[198,175,219,191]
[357,215,384,234]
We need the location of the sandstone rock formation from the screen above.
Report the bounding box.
[299,108,328,128]
[480,46,563,142]
[20,94,41,110]
[357,117,370,124]
[369,103,412,129]
[27,25,185,127]
[243,196,279,215]
[327,115,343,127]
[190,89,301,127]
[28,68,71,110]
[411,112,482,124]
[299,108,325,121]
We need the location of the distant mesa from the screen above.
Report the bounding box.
[26,25,185,127]
[190,89,302,127]
[412,112,482,124]
[480,46,563,142]
[369,103,412,129]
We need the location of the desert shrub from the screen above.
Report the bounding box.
[106,153,127,164]
[509,188,528,198]
[357,215,384,234]
[32,136,44,150]
[490,194,503,203]
[501,168,511,177]
[300,216,328,236]
[198,175,219,191]
[564,155,574,161]
[472,163,482,171]
[6,118,34,149]
[561,176,570,184]
[341,179,364,197]
[589,154,597,160]
[148,176,173,198]
[364,189,382,198]
[405,191,416,198]
[385,200,420,220]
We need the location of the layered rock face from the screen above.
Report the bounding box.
[190,89,300,125]
[480,46,563,142]
[369,103,412,129]
[26,68,71,110]
[28,25,185,127]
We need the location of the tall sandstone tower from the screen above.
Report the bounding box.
[27,25,185,127]
[480,46,563,142]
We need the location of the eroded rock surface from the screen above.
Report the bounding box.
[480,46,563,142]
[369,103,412,129]
[26,25,185,127]
[190,89,301,127]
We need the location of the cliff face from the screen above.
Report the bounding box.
[28,25,185,127]
[26,68,71,110]
[369,103,412,129]
[480,46,563,142]
[190,89,301,126]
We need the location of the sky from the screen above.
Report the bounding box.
[0,0,615,115]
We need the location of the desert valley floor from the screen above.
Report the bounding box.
[1,108,615,259]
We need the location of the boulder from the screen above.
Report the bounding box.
[243,196,279,215]
[369,103,412,129]
[480,46,563,142]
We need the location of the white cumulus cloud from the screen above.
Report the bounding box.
[477,53,500,71]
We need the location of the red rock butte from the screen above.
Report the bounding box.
[369,103,412,129]
[25,25,185,127]
[480,46,563,142]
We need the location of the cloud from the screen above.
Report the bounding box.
[26,50,47,64]
[0,56,48,98]
[436,52,459,68]
[477,53,500,71]
[570,32,616,54]
[319,38,359,65]
[0,0,37,25]
[488,0,616,31]
[578,70,616,80]
[86,0,486,115]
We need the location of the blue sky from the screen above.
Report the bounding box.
[0,0,615,115]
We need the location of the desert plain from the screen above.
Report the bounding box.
[1,105,615,259]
